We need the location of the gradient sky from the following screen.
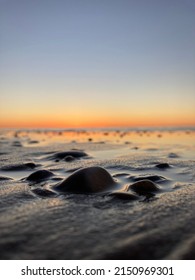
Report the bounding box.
[0,0,195,128]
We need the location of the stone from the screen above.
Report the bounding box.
[129,180,160,194]
[26,170,54,182]
[54,166,116,193]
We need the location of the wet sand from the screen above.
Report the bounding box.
[0,128,195,259]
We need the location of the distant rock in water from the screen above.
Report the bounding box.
[12,141,22,147]
[54,166,116,193]
[129,180,160,194]
[1,162,37,171]
[168,153,179,158]
[28,140,39,144]
[155,163,170,169]
[26,170,54,182]
[49,151,88,161]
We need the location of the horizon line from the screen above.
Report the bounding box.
[0,124,195,131]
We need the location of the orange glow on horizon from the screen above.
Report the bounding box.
[0,114,195,129]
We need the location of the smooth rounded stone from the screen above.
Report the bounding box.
[0,175,13,181]
[156,163,170,169]
[1,162,37,171]
[109,191,139,201]
[31,188,56,197]
[49,151,88,161]
[129,174,166,183]
[129,180,160,194]
[26,170,54,182]
[54,166,116,194]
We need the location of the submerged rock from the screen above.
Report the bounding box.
[64,155,75,162]
[113,173,130,178]
[1,162,37,171]
[168,153,179,158]
[0,176,13,181]
[54,166,116,193]
[156,163,170,169]
[31,188,56,197]
[129,174,166,183]
[129,180,160,194]
[26,170,54,182]
[12,141,22,147]
[28,140,39,144]
[49,151,88,161]
[109,191,139,201]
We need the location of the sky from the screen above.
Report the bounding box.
[0,0,195,128]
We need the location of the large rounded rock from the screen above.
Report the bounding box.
[129,179,160,194]
[54,166,116,193]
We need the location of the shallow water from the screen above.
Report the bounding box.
[0,128,195,259]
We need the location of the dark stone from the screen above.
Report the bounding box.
[28,140,39,144]
[54,166,116,193]
[109,191,139,201]
[31,188,56,197]
[156,163,170,169]
[113,173,130,178]
[24,162,37,169]
[26,170,54,182]
[129,180,160,195]
[1,162,37,171]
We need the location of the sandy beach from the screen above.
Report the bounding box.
[0,128,195,259]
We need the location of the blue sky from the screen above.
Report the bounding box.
[0,0,195,127]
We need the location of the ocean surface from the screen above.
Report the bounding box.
[0,128,195,259]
